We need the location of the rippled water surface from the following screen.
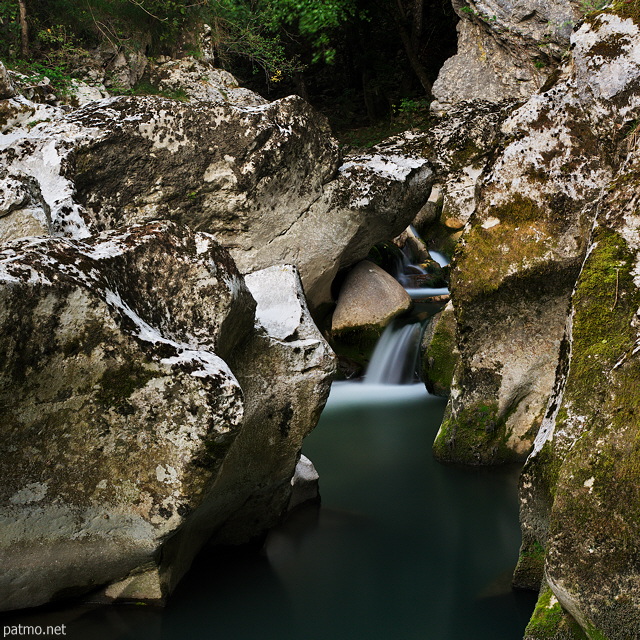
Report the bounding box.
[1,383,536,639]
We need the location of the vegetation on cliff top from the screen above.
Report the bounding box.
[0,0,457,132]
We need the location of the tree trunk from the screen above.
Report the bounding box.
[18,0,29,58]
[411,0,424,51]
[392,0,433,99]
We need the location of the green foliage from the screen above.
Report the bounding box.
[393,97,430,127]
[579,0,610,15]
[0,0,20,58]
[525,585,587,639]
[260,0,361,64]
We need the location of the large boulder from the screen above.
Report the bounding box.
[432,0,580,108]
[0,94,432,309]
[520,157,640,637]
[0,222,250,610]
[0,223,335,611]
[433,13,614,465]
[331,260,411,336]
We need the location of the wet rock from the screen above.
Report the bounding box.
[331,260,411,336]
[288,455,320,510]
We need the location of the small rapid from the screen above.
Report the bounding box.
[364,320,423,385]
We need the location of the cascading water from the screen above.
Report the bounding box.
[364,319,423,385]
[365,234,451,385]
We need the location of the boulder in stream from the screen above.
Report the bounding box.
[0,223,334,611]
[331,260,411,338]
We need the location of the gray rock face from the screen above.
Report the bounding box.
[432,0,580,108]
[433,15,611,465]
[0,225,335,611]
[0,222,252,610]
[432,10,640,638]
[149,57,268,106]
[0,94,431,309]
[208,264,335,546]
[331,260,411,335]
[427,100,513,226]
[513,15,640,638]
[0,62,17,100]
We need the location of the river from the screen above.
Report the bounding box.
[1,381,535,639]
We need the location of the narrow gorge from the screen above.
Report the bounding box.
[2,0,640,638]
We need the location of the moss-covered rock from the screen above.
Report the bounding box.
[524,583,587,640]
[517,124,640,638]
[420,300,458,397]
[432,12,620,466]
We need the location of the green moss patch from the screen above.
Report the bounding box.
[611,0,640,26]
[422,308,457,396]
[525,585,587,639]
[514,540,546,591]
[433,401,522,465]
[453,195,560,303]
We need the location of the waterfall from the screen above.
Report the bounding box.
[364,320,423,385]
[363,230,451,385]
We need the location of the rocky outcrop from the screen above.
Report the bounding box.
[0,224,334,611]
[0,92,431,310]
[0,62,16,100]
[204,264,335,547]
[520,162,640,637]
[420,301,458,397]
[432,0,580,108]
[432,8,640,637]
[433,15,612,465]
[331,260,411,336]
[149,57,268,106]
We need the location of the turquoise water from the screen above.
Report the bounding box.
[0,382,535,639]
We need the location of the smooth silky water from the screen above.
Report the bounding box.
[1,381,536,640]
